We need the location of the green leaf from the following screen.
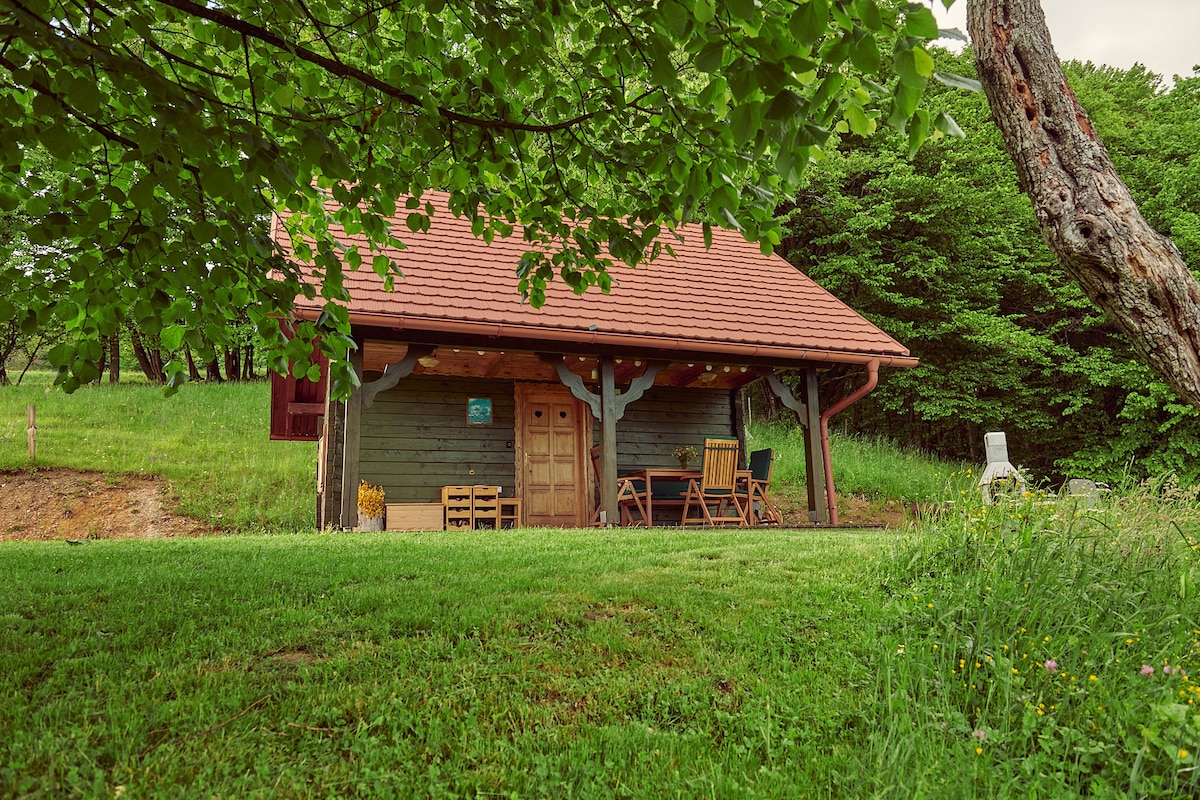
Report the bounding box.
[933,111,965,138]
[933,71,983,92]
[849,33,881,74]
[906,108,931,157]
[696,41,725,73]
[903,6,940,39]
[854,0,883,30]
[693,0,716,24]
[845,103,872,136]
[789,0,830,46]
[766,89,805,122]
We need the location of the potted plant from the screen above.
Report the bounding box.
[357,480,386,531]
[673,444,698,469]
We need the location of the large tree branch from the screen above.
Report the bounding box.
[152,0,606,135]
[968,0,1200,407]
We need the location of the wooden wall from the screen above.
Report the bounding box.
[359,376,517,504]
[604,385,737,471]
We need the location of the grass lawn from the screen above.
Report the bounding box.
[2,526,893,798]
[3,378,1199,797]
[0,374,316,532]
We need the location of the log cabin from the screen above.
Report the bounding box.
[269,192,917,529]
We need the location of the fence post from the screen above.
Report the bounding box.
[27,404,36,462]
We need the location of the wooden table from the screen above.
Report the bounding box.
[622,467,754,525]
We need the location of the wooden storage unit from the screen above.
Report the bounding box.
[442,485,474,529]
[471,486,501,530]
[499,498,523,528]
[386,503,445,531]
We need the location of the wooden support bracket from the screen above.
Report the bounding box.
[764,372,809,426]
[361,344,436,409]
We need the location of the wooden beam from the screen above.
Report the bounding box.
[599,357,618,526]
[482,351,506,378]
[361,344,435,409]
[340,335,366,529]
[800,368,828,524]
[730,370,760,390]
[614,360,643,385]
[671,364,707,387]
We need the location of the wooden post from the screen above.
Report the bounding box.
[800,368,829,524]
[27,404,36,462]
[599,357,618,526]
[339,337,365,530]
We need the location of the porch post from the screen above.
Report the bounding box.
[800,368,829,524]
[763,369,829,524]
[339,335,365,529]
[599,357,618,526]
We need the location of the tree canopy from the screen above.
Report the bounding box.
[784,48,1200,484]
[1,0,959,395]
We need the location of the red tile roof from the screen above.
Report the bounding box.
[279,191,915,367]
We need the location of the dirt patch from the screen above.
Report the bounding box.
[0,469,215,542]
[775,491,909,528]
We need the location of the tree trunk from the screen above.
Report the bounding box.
[108,332,120,384]
[129,327,166,384]
[242,344,254,380]
[968,0,1200,407]
[184,345,201,381]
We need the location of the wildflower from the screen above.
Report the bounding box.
[1141,665,1156,677]
[973,729,986,740]
[1044,660,1058,672]
[1089,675,1098,682]
[1180,749,1190,759]
[975,747,983,755]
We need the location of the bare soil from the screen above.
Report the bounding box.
[0,469,215,542]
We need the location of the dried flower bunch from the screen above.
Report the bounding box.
[357,480,385,518]
[673,444,698,467]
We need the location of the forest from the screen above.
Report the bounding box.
[773,49,1200,486]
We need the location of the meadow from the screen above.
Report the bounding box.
[2,377,1199,797]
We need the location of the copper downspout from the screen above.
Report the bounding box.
[819,358,879,525]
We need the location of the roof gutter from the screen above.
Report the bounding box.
[819,358,879,526]
[293,308,920,369]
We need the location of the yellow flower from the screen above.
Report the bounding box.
[1089,675,1098,682]
[975,747,983,755]
[1180,749,1190,759]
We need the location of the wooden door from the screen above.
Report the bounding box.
[515,384,588,527]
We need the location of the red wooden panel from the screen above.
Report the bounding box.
[269,331,329,442]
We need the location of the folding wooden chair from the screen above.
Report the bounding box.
[742,448,783,525]
[680,437,748,526]
[589,447,647,526]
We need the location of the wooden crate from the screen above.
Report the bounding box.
[386,503,445,531]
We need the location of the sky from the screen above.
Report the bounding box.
[931,0,1200,83]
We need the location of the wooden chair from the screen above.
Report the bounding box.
[680,437,748,526]
[742,448,783,525]
[588,447,648,526]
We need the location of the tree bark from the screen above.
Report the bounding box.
[108,333,120,384]
[968,0,1200,407]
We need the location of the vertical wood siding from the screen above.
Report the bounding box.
[359,376,516,503]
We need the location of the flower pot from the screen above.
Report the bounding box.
[359,513,384,532]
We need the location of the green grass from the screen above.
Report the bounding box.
[2,526,893,798]
[867,489,1200,797]
[748,422,976,504]
[0,372,315,532]
[4,379,1200,796]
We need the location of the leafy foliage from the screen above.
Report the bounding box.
[0,0,955,396]
[780,50,1200,484]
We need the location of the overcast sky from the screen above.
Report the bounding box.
[932,0,1200,83]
